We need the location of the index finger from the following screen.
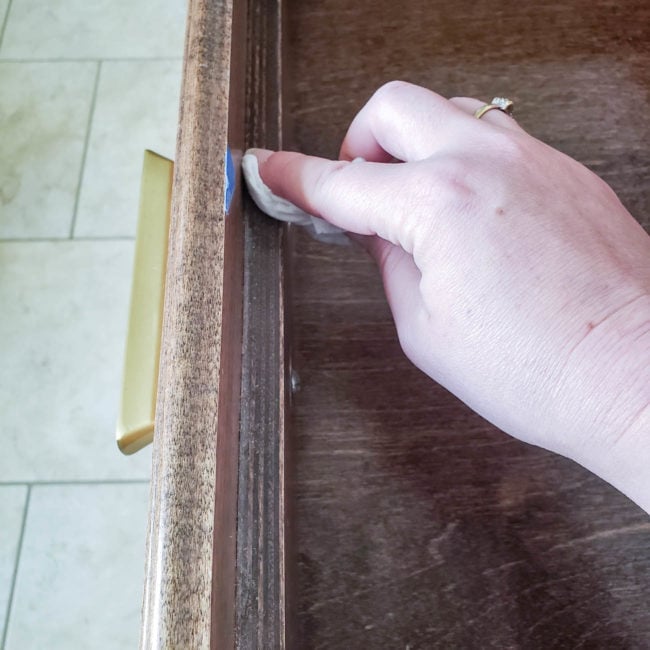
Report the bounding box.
[251,148,430,253]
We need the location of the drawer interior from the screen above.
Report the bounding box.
[281,1,650,646]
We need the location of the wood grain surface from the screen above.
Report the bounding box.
[143,0,293,647]
[283,0,650,647]
[234,0,293,648]
[142,0,241,647]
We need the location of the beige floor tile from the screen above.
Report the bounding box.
[0,62,96,239]
[0,241,152,481]
[3,483,149,650]
[0,486,27,643]
[75,60,181,237]
[0,0,186,59]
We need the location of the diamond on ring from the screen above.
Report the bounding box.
[473,96,515,119]
[490,97,514,115]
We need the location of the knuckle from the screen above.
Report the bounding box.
[373,79,411,100]
[369,80,412,121]
[400,157,478,246]
[422,157,476,207]
[312,160,348,205]
[484,131,530,167]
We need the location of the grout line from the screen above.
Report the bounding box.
[0,56,183,64]
[0,236,135,244]
[69,61,102,239]
[1,485,31,650]
[0,0,13,52]
[0,479,150,487]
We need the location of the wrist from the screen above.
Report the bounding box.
[570,293,650,512]
[584,402,650,513]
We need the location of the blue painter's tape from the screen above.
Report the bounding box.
[224,147,235,213]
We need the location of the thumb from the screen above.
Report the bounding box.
[249,148,418,252]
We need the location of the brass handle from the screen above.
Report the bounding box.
[116,150,173,454]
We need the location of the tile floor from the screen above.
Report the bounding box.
[0,1,186,647]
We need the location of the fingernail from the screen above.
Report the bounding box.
[245,147,274,165]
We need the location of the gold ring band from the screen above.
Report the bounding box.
[474,97,514,119]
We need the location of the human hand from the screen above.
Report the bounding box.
[248,81,650,511]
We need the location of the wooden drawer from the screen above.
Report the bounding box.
[142,1,650,647]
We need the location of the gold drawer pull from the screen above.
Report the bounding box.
[116,150,173,455]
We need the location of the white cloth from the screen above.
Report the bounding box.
[241,152,350,245]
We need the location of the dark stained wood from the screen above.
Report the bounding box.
[234,0,293,648]
[283,1,650,647]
